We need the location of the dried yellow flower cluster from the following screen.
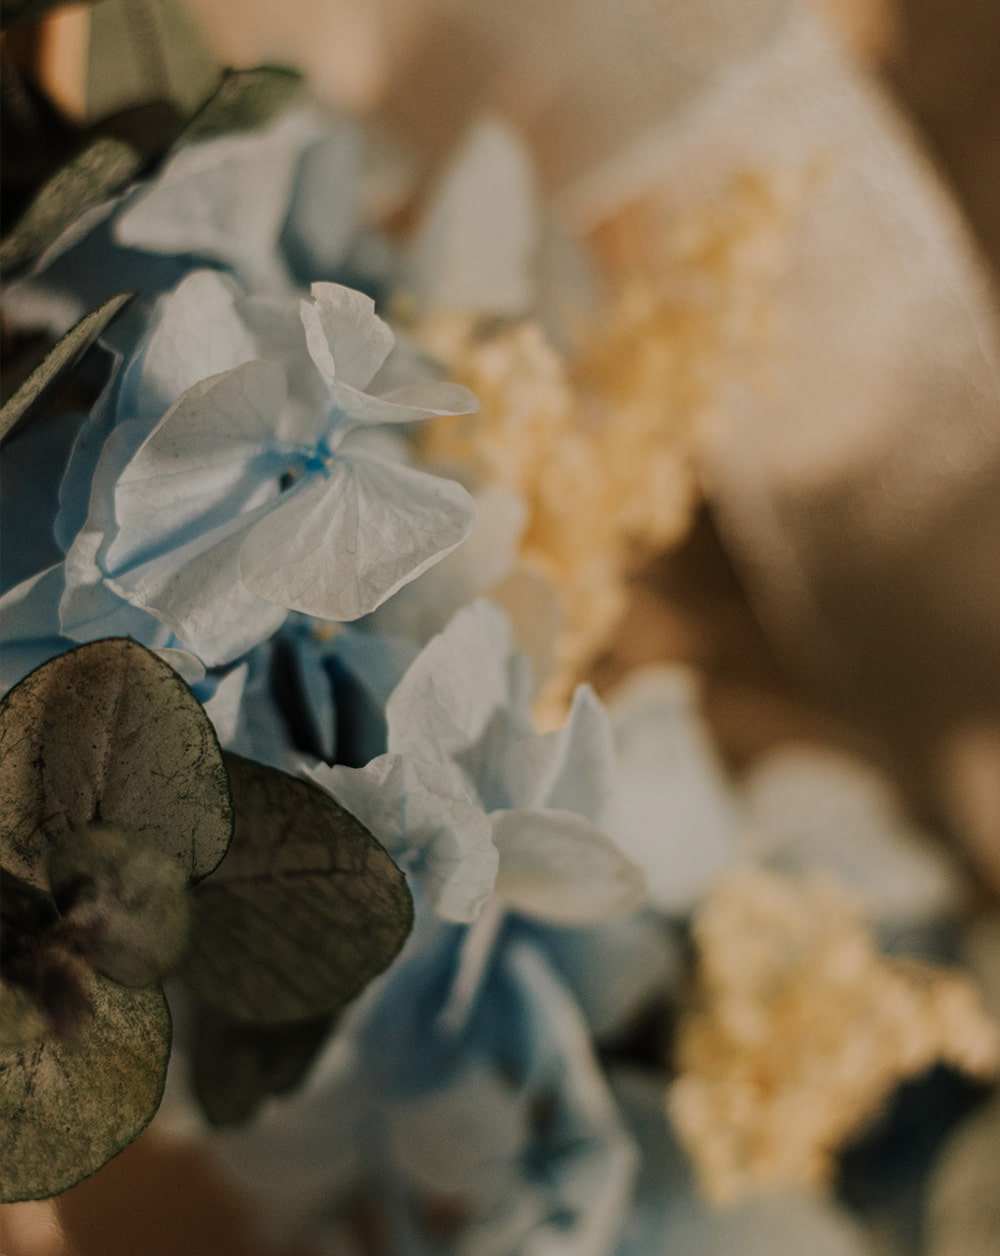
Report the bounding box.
[418,173,802,716]
[669,869,1000,1205]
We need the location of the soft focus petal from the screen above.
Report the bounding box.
[238,456,475,622]
[301,282,395,390]
[327,376,478,431]
[506,684,616,823]
[605,667,743,916]
[408,116,538,317]
[386,599,533,794]
[490,808,645,925]
[313,754,499,922]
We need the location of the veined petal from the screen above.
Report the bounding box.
[312,754,498,923]
[301,283,394,391]
[108,362,289,570]
[328,376,477,431]
[490,808,645,925]
[237,455,475,622]
[108,503,288,666]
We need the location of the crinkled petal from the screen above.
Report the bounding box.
[238,455,475,622]
[301,282,394,391]
[327,376,478,432]
[107,503,288,666]
[108,361,289,570]
[490,808,645,925]
[312,754,498,923]
[386,599,534,793]
[505,684,616,821]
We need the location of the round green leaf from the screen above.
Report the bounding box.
[183,754,413,1023]
[0,293,134,444]
[0,975,170,1202]
[0,639,232,892]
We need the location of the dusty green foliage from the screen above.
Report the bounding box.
[192,1007,334,1127]
[0,638,232,890]
[0,137,142,275]
[178,66,304,146]
[0,292,133,443]
[0,639,233,1202]
[0,977,171,1201]
[184,754,413,1024]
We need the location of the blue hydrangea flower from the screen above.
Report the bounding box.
[58,272,477,667]
[205,918,638,1256]
[312,599,644,925]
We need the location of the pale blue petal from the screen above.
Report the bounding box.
[386,599,534,798]
[120,269,259,424]
[301,282,394,391]
[238,455,475,622]
[108,361,290,570]
[368,483,526,647]
[604,667,743,916]
[312,754,498,922]
[408,117,538,317]
[114,111,318,289]
[744,745,963,929]
[283,124,364,280]
[505,684,616,823]
[107,503,288,666]
[326,376,478,432]
[0,566,68,692]
[490,808,645,924]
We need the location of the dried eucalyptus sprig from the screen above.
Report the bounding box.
[0,637,232,1201]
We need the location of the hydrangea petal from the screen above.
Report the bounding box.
[490,808,645,925]
[238,455,475,622]
[122,270,259,423]
[108,504,288,666]
[327,376,478,430]
[300,282,394,391]
[108,361,289,570]
[605,667,742,916]
[312,754,498,923]
[386,599,534,792]
[506,684,615,823]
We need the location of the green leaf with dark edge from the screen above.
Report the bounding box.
[0,135,142,276]
[0,975,170,1202]
[192,1006,335,1127]
[176,66,303,147]
[183,754,413,1024]
[0,292,133,444]
[0,638,232,894]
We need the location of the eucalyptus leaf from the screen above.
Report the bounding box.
[0,638,232,892]
[183,754,413,1023]
[1,136,142,275]
[0,292,133,443]
[192,1006,333,1127]
[177,67,304,147]
[0,975,170,1202]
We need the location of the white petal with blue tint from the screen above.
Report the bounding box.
[238,455,475,623]
[490,808,645,924]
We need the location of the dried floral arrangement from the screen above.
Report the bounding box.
[2,2,1000,1255]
